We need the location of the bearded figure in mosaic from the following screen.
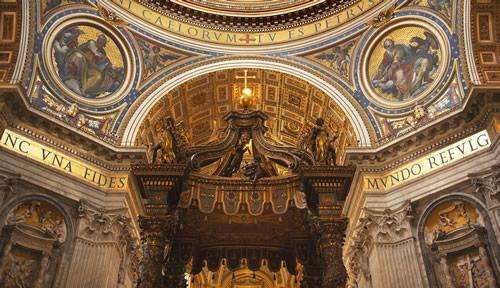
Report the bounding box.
[53,27,124,98]
[372,31,439,101]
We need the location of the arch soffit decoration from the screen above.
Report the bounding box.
[119,58,374,147]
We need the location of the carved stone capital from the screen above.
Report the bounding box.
[471,165,500,207]
[363,201,414,243]
[345,201,413,286]
[76,200,135,246]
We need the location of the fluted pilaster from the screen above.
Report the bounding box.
[64,201,137,288]
[345,201,425,288]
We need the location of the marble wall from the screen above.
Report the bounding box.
[344,135,500,288]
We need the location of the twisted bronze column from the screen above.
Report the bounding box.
[317,218,348,288]
[137,215,179,288]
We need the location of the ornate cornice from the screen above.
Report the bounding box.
[0,88,146,168]
[346,90,499,168]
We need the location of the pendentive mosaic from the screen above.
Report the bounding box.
[11,0,472,146]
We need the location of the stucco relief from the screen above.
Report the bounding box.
[419,197,499,288]
[6,200,67,243]
[0,198,70,288]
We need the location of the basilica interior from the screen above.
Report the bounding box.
[0,0,499,287]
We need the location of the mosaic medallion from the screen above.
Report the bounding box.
[361,21,448,108]
[43,17,134,106]
[51,24,125,99]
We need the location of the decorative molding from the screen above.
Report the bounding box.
[346,91,499,166]
[10,0,29,84]
[463,0,481,85]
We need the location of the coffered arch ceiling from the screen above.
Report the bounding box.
[136,68,358,162]
[122,59,373,147]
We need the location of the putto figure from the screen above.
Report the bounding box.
[371,32,439,101]
[53,26,125,98]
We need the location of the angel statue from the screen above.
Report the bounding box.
[149,124,175,164]
[300,118,338,165]
[149,117,189,164]
[222,132,250,177]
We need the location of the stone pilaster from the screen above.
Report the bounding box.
[63,201,137,288]
[0,169,19,209]
[345,201,425,288]
[471,165,500,241]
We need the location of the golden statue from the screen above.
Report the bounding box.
[301,118,338,165]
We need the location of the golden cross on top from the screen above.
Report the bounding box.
[235,69,256,88]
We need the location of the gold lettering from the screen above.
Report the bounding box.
[155,16,163,26]
[314,22,322,32]
[213,32,223,41]
[4,133,30,153]
[110,0,386,46]
[367,178,379,189]
[202,30,210,40]
[347,9,356,19]
[1,130,128,190]
[142,9,151,20]
[364,131,491,192]
[477,133,490,147]
[188,27,198,37]
[226,34,237,43]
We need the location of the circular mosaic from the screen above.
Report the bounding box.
[51,25,125,99]
[44,17,134,106]
[361,20,448,108]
